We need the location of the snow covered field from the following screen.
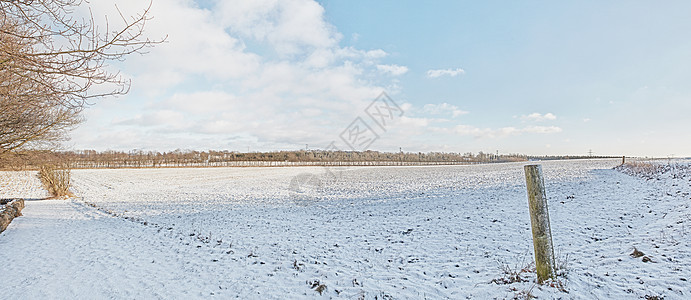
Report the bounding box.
[1,159,689,299]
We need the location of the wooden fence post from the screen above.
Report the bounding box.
[524,164,556,284]
[622,156,626,165]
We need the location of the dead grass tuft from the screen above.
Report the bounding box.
[492,258,534,285]
[630,247,645,258]
[555,252,570,278]
[315,284,326,295]
[494,253,570,296]
[307,279,326,295]
[511,284,536,299]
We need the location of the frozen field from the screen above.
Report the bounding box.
[1,159,690,299]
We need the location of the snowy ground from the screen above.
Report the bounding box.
[1,159,689,299]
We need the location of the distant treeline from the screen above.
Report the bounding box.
[0,149,526,169]
[0,149,623,170]
[527,155,622,161]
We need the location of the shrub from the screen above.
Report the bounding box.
[39,164,74,198]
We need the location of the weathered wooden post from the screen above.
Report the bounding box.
[524,164,556,284]
[622,156,626,165]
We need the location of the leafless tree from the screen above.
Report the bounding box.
[0,0,162,154]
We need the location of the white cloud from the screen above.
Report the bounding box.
[423,103,469,118]
[376,64,409,76]
[426,68,465,78]
[522,125,563,134]
[115,110,186,128]
[71,0,402,151]
[88,0,261,88]
[214,0,341,56]
[397,116,430,127]
[520,112,557,122]
[448,124,562,138]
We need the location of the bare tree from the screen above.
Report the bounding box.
[0,0,162,154]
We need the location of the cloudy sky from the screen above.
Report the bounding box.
[71,1,691,157]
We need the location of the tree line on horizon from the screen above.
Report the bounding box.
[0,149,527,169]
[0,148,621,170]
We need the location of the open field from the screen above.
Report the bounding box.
[1,159,689,299]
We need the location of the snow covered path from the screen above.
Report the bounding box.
[0,198,227,299]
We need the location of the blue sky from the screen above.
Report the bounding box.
[71,1,691,157]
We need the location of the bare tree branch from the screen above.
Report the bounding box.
[1,0,164,154]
